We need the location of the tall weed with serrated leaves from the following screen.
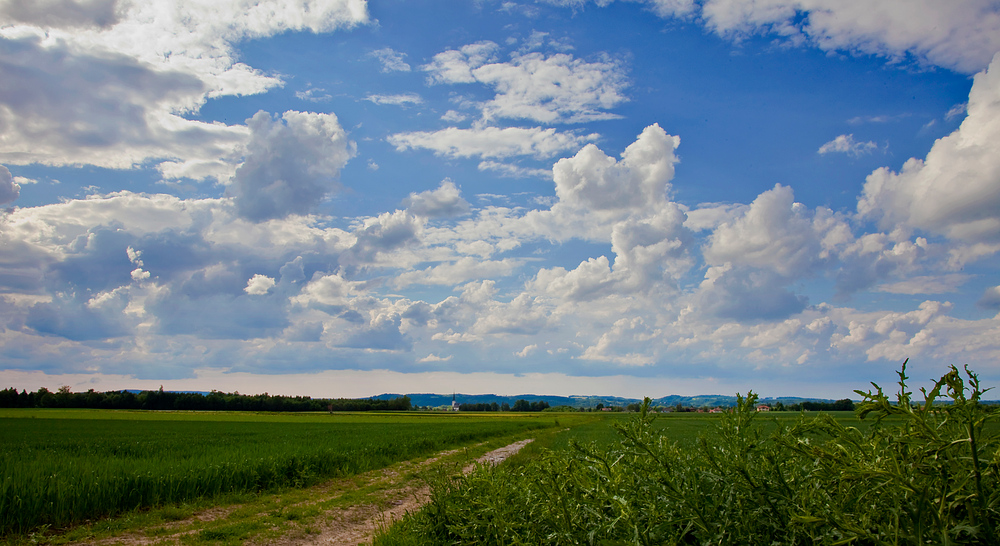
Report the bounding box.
[782,360,1000,544]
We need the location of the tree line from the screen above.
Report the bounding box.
[456,400,550,412]
[0,386,412,412]
[773,398,855,412]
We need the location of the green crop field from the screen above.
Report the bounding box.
[514,410,864,466]
[0,409,558,537]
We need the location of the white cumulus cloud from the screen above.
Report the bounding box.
[858,52,1000,243]
[231,110,355,222]
[818,134,878,157]
[400,180,471,218]
[245,274,276,295]
[425,42,628,123]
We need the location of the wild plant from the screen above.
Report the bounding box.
[781,360,1000,544]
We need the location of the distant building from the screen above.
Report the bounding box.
[452,393,459,412]
[709,407,724,413]
[756,404,771,412]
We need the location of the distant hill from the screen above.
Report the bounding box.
[373,393,844,409]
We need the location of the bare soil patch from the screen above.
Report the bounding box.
[289,439,533,545]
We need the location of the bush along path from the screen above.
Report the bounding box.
[377,362,1000,545]
[10,435,535,546]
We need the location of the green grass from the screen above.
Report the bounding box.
[0,409,557,537]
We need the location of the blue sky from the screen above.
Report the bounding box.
[1,0,999,399]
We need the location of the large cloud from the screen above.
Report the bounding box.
[231,110,355,222]
[550,0,1000,73]
[697,0,1000,74]
[0,33,245,170]
[0,0,369,174]
[523,124,693,302]
[400,180,470,218]
[858,52,1000,244]
[554,124,678,213]
[523,123,680,240]
[690,184,869,321]
[703,184,847,278]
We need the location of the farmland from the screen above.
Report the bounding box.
[5,365,999,545]
[0,409,559,538]
[1,406,791,544]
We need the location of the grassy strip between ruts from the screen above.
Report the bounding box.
[0,410,564,539]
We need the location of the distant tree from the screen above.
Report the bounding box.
[833,398,854,411]
[512,399,531,412]
[36,387,54,408]
[0,388,19,407]
[501,402,510,412]
[791,399,856,412]
[595,403,604,411]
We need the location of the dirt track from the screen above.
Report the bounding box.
[301,438,534,545]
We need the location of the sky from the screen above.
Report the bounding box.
[1,0,999,400]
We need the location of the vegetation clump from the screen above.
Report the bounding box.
[378,362,1000,545]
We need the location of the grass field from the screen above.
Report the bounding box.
[510,410,861,465]
[0,409,560,537]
